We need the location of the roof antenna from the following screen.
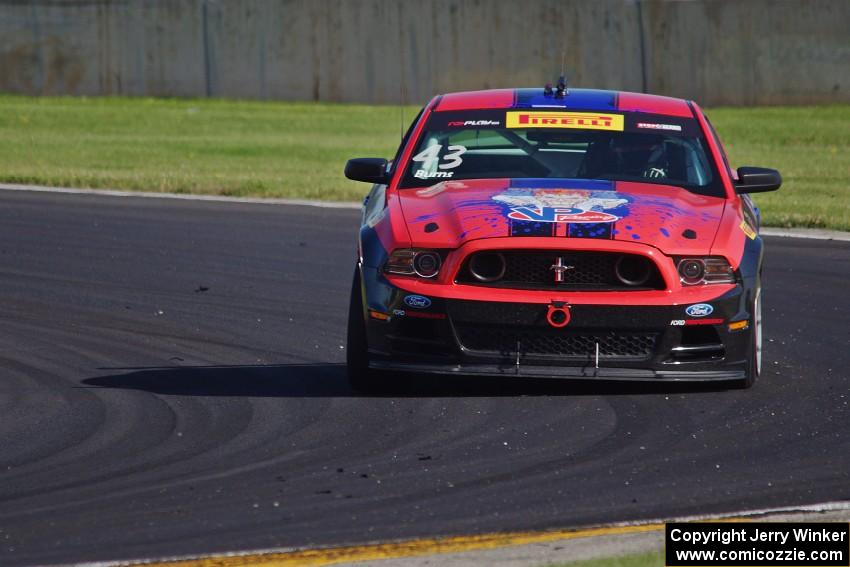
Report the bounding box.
[398,5,407,142]
[399,65,406,143]
[399,56,407,141]
[556,50,569,98]
[555,75,568,98]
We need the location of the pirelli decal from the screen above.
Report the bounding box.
[506,111,624,131]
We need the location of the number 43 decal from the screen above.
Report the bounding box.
[411,145,466,170]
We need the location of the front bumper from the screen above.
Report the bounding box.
[362,268,753,382]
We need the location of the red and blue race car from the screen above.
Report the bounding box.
[344,82,780,390]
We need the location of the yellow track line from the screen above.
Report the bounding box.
[141,522,667,567]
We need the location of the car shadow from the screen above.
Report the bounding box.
[80,363,734,398]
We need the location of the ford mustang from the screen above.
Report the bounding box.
[344,83,780,390]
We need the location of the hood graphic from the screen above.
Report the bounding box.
[398,178,726,254]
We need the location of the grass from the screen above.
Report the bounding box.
[707,105,850,231]
[549,550,664,566]
[0,95,847,230]
[0,95,409,201]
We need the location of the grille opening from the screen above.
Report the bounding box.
[468,252,506,282]
[456,251,665,290]
[454,324,658,360]
[615,256,652,286]
[669,326,725,361]
[680,326,721,346]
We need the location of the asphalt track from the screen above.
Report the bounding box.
[0,189,848,566]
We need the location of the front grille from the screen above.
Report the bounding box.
[450,300,547,326]
[455,251,665,290]
[454,323,658,360]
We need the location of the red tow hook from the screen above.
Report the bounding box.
[546,301,571,328]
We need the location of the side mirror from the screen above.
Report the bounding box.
[345,158,390,184]
[735,166,781,194]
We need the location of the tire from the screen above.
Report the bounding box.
[346,268,386,393]
[737,288,761,389]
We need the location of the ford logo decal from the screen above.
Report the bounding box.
[685,303,714,317]
[403,295,431,309]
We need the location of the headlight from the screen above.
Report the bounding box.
[676,257,735,285]
[413,252,441,278]
[385,249,442,278]
[678,259,705,284]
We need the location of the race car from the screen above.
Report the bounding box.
[344,81,780,390]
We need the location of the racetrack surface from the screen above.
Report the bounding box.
[0,190,848,566]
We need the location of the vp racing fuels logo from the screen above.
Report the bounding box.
[506,111,624,131]
[493,189,628,224]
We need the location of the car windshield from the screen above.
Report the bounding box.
[400,109,724,197]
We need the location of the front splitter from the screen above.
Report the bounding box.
[369,360,745,382]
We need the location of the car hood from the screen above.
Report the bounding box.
[397,178,726,254]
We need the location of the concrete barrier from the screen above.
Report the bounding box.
[641,0,850,105]
[0,0,846,106]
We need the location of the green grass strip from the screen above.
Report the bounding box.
[548,550,664,566]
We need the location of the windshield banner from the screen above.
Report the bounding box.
[428,110,699,137]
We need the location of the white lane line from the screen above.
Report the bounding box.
[761,227,850,242]
[0,183,362,209]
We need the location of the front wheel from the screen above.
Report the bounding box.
[346,268,386,393]
[737,289,762,389]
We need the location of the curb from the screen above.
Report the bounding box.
[0,183,362,209]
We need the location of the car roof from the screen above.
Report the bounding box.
[435,88,694,118]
